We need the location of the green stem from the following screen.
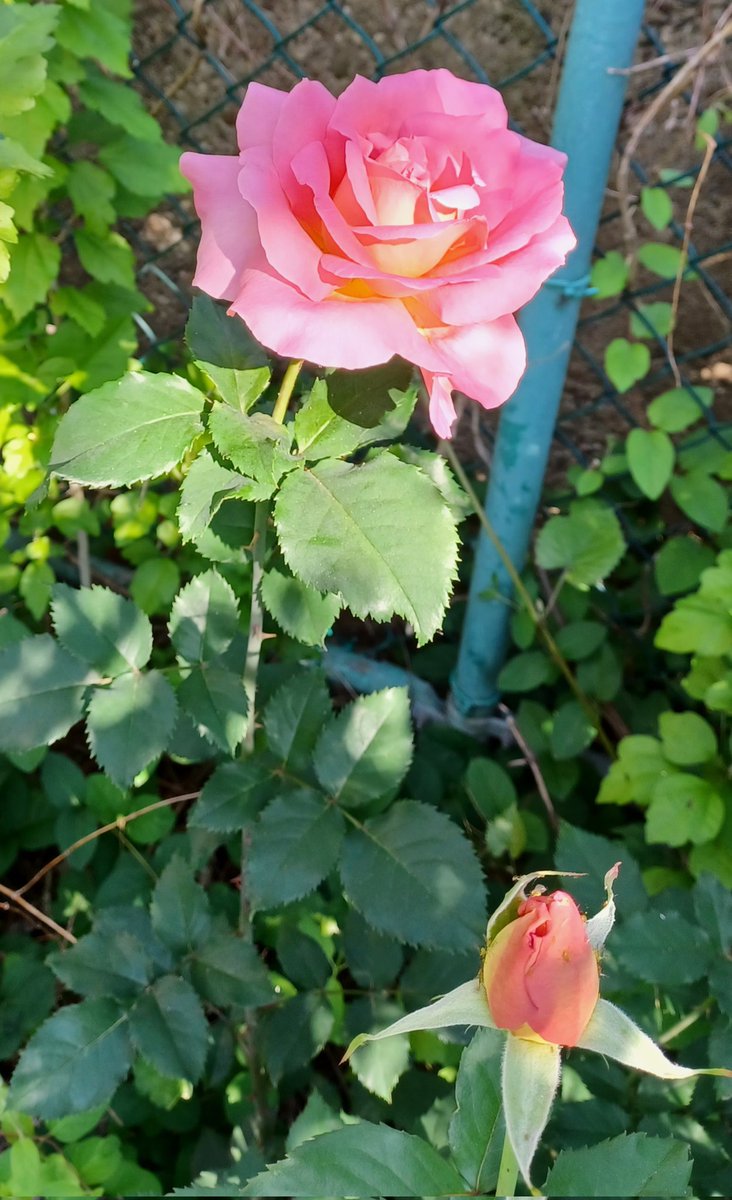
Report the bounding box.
[496,1128,520,1198]
[237,359,302,1149]
[443,442,615,760]
[272,358,303,424]
[242,501,269,766]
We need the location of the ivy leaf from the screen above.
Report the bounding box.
[590,250,628,298]
[263,670,332,776]
[8,998,132,1118]
[648,386,711,433]
[313,688,413,810]
[637,242,685,278]
[51,584,152,675]
[50,371,205,487]
[275,455,459,645]
[260,567,340,647]
[86,671,177,787]
[169,570,239,664]
[543,1132,691,1197]
[190,936,274,1009]
[244,1122,467,1197]
[189,760,272,833]
[630,302,673,339]
[339,799,485,950]
[626,429,674,500]
[640,187,673,231]
[670,471,728,532]
[250,791,346,911]
[0,634,95,752]
[604,339,650,393]
[177,663,249,755]
[129,976,208,1084]
[151,857,212,955]
[535,500,626,589]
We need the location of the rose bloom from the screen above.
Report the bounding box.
[181,69,575,438]
[482,889,599,1046]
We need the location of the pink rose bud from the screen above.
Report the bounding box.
[482,889,600,1047]
[181,70,575,439]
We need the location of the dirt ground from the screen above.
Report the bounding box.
[129,0,732,474]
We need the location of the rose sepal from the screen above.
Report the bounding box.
[340,977,494,1063]
[502,1034,561,1193]
[576,998,732,1081]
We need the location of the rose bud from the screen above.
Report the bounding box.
[481,889,599,1047]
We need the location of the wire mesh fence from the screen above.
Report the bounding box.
[128,0,732,482]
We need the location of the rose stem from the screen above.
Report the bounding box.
[496,1129,520,1197]
[238,358,303,1148]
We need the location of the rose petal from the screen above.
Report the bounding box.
[431,215,576,323]
[422,372,458,439]
[180,152,259,301]
[229,268,444,371]
[237,148,331,302]
[271,77,339,199]
[235,81,287,152]
[425,314,527,414]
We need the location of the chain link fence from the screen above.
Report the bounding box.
[128,0,732,480]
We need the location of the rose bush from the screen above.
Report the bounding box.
[481,888,599,1046]
[181,69,575,437]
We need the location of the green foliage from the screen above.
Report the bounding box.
[275,453,459,645]
[50,372,205,487]
[543,1133,692,1196]
[245,1121,468,1196]
[536,500,626,588]
[0,12,730,1194]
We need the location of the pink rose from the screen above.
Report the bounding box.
[481,889,600,1047]
[181,70,575,438]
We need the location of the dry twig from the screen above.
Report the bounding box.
[617,13,732,251]
[15,791,199,898]
[498,704,558,832]
[667,131,718,385]
[0,882,77,945]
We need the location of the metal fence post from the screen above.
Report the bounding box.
[449,0,647,727]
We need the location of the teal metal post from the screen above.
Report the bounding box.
[449,0,646,725]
